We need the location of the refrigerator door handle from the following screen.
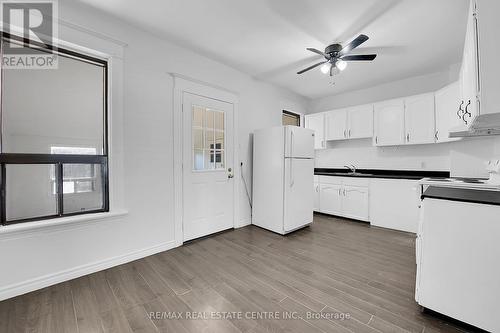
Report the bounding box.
[290,159,294,187]
[290,129,294,157]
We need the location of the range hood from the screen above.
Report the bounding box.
[449,113,500,138]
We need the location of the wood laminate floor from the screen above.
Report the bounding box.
[0,214,472,333]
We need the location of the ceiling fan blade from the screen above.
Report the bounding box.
[341,54,377,61]
[297,61,327,74]
[306,47,328,58]
[340,34,369,55]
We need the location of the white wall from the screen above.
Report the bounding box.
[309,67,500,178]
[309,66,459,113]
[0,1,308,300]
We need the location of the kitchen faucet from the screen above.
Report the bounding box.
[344,164,356,173]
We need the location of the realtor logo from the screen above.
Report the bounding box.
[1,0,58,69]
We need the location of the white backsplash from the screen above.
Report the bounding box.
[315,136,500,178]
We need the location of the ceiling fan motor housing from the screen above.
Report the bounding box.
[325,43,343,57]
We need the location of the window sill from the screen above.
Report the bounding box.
[0,210,128,240]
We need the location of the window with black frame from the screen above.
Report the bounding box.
[282,110,301,127]
[0,34,109,225]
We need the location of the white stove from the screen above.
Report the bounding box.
[421,158,500,190]
[420,177,500,190]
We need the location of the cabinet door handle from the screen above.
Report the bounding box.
[462,100,472,125]
[343,129,347,138]
[457,100,464,120]
[343,188,346,196]
[406,133,410,142]
[375,136,378,144]
[435,131,439,141]
[338,188,341,196]
[348,129,351,138]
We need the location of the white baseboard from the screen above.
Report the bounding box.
[0,240,177,301]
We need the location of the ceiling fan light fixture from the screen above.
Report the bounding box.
[336,60,347,71]
[320,63,330,74]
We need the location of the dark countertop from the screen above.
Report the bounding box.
[422,186,500,206]
[314,168,450,180]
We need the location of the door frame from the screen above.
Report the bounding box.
[171,73,239,247]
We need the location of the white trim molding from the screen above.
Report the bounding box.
[170,73,240,247]
[0,240,176,301]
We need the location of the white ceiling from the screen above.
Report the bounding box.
[76,0,469,99]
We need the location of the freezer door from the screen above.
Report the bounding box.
[285,126,315,158]
[283,158,314,232]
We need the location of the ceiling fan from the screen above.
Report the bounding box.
[297,34,377,76]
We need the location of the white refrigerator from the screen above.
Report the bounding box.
[252,126,315,234]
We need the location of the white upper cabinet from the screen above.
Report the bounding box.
[325,109,348,140]
[435,81,461,143]
[324,105,373,141]
[404,93,436,145]
[305,113,325,150]
[348,104,373,139]
[373,99,405,146]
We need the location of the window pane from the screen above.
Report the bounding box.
[204,149,214,170]
[63,164,103,214]
[1,45,106,154]
[193,129,203,150]
[214,111,224,150]
[193,149,205,170]
[5,164,58,221]
[282,112,300,126]
[191,106,225,171]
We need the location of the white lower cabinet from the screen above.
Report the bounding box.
[319,183,343,215]
[318,176,369,222]
[342,185,369,221]
[369,179,420,233]
[316,176,423,232]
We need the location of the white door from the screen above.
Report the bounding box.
[348,104,373,139]
[342,186,369,221]
[435,82,461,143]
[404,93,436,145]
[319,183,342,216]
[283,158,314,232]
[325,109,348,140]
[183,93,234,241]
[305,113,325,149]
[285,126,314,158]
[373,99,405,146]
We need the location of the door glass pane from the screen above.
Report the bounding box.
[63,164,103,214]
[193,129,203,150]
[193,149,204,170]
[214,111,225,150]
[192,105,225,171]
[5,164,58,221]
